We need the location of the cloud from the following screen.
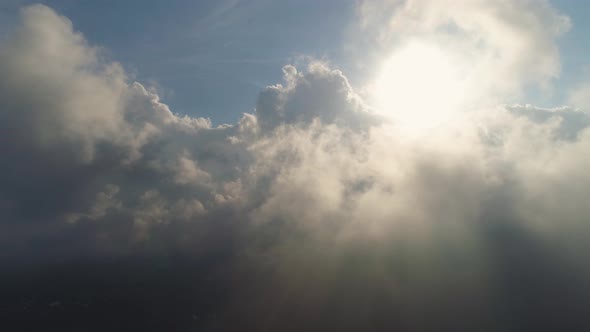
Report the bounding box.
[358,0,570,103]
[255,64,380,132]
[507,104,590,140]
[2,3,590,331]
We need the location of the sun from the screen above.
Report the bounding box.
[373,41,466,133]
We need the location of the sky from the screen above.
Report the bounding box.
[1,1,590,331]
[1,0,586,123]
[1,0,359,124]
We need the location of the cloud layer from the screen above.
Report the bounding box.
[2,3,590,331]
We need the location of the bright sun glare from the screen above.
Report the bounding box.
[374,42,466,133]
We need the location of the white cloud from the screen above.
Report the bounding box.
[358,0,570,105]
[2,3,590,329]
[1,3,589,245]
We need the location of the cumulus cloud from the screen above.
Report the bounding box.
[2,3,590,331]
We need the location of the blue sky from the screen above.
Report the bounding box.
[0,0,588,122]
[554,1,590,98]
[1,0,358,124]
